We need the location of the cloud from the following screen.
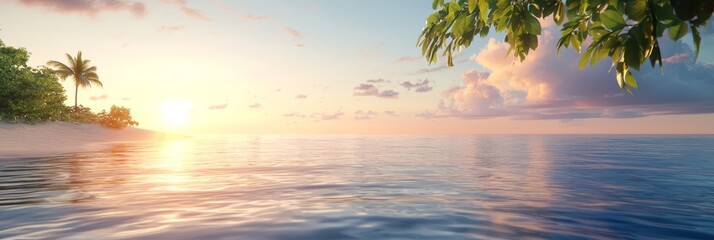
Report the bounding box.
[663,53,689,63]
[284,27,304,47]
[321,111,344,120]
[384,110,398,116]
[14,0,146,18]
[163,0,209,21]
[434,26,714,120]
[121,97,131,101]
[377,89,399,99]
[353,82,399,99]
[415,111,437,119]
[248,103,261,109]
[89,94,108,100]
[158,25,184,32]
[208,103,228,110]
[394,56,422,63]
[283,112,306,118]
[242,14,269,21]
[284,27,302,39]
[353,83,379,96]
[412,65,449,74]
[295,94,307,99]
[366,78,391,83]
[401,79,433,92]
[354,110,378,120]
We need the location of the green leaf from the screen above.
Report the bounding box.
[616,62,625,89]
[668,21,689,40]
[601,10,626,29]
[649,41,661,68]
[625,0,647,21]
[524,13,541,35]
[624,38,642,71]
[588,26,608,39]
[554,1,565,24]
[624,71,637,89]
[570,34,581,52]
[427,12,441,26]
[479,26,489,37]
[451,14,471,38]
[468,0,477,13]
[523,34,538,50]
[580,47,594,69]
[478,0,489,22]
[691,24,701,62]
[624,86,634,95]
[432,0,444,10]
[449,0,460,13]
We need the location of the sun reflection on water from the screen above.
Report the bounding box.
[149,140,192,190]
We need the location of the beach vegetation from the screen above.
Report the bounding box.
[47,51,102,107]
[0,39,139,128]
[0,40,67,123]
[97,105,139,129]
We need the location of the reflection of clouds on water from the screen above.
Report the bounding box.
[458,136,559,236]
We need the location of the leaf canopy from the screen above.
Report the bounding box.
[419,0,714,93]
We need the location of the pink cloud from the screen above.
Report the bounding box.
[401,79,433,92]
[394,56,422,63]
[89,94,108,101]
[353,83,379,96]
[366,78,390,83]
[15,0,146,18]
[284,27,302,39]
[377,90,399,99]
[163,0,210,21]
[248,103,261,109]
[353,82,399,99]
[242,14,269,21]
[158,25,185,32]
[208,103,227,110]
[354,110,378,120]
[435,26,714,120]
[321,111,344,120]
[295,94,307,99]
[663,53,689,63]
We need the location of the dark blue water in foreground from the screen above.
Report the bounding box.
[1,135,713,239]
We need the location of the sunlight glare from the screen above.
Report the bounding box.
[162,101,191,126]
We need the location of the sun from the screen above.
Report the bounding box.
[162,101,191,126]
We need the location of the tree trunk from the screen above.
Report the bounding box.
[74,83,78,108]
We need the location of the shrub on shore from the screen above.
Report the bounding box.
[0,39,139,128]
[97,105,139,129]
[0,40,67,123]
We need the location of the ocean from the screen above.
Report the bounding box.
[1,135,713,239]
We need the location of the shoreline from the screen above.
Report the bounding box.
[0,122,169,158]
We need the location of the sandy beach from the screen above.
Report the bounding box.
[0,122,165,157]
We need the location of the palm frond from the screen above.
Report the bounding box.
[89,78,103,88]
[65,53,76,69]
[83,65,96,73]
[46,60,73,80]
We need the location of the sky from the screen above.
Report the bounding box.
[1,0,713,134]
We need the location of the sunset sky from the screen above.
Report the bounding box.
[2,0,713,134]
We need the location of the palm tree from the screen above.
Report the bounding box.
[47,51,102,108]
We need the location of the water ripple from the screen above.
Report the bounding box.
[1,135,713,239]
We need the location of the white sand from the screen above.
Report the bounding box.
[0,122,166,157]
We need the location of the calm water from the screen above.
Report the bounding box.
[1,135,713,239]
